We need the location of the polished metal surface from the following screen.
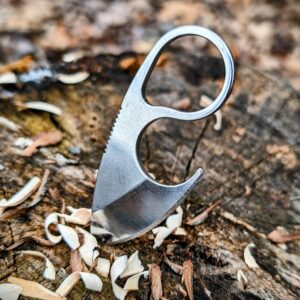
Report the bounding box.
[91,25,235,243]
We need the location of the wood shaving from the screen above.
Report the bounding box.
[16,101,62,116]
[22,131,63,157]
[237,269,248,288]
[62,51,85,63]
[56,272,102,296]
[0,176,41,215]
[0,116,19,131]
[7,277,66,300]
[200,95,222,131]
[152,206,183,248]
[56,72,89,84]
[182,260,193,300]
[0,283,23,300]
[149,264,163,300]
[268,227,300,243]
[177,284,188,297]
[186,200,221,226]
[120,251,144,278]
[95,257,111,278]
[110,255,128,300]
[123,271,149,291]
[0,72,17,84]
[17,250,56,280]
[244,243,259,269]
[172,97,191,110]
[45,213,62,244]
[57,224,80,250]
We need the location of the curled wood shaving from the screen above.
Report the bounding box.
[182,260,193,300]
[0,176,41,215]
[7,277,66,300]
[244,243,259,269]
[95,257,111,278]
[22,131,63,157]
[62,51,85,63]
[268,227,300,243]
[186,200,221,226]
[56,272,102,296]
[77,227,98,267]
[237,269,248,288]
[111,255,128,300]
[56,72,89,84]
[0,116,19,131]
[0,72,17,84]
[57,224,80,250]
[164,256,183,274]
[16,101,62,116]
[152,206,183,248]
[65,206,91,225]
[123,271,149,291]
[0,283,23,300]
[17,250,56,280]
[45,213,62,244]
[120,251,144,278]
[200,95,222,131]
[70,250,88,273]
[149,264,163,300]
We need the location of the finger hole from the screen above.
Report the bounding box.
[145,35,225,113]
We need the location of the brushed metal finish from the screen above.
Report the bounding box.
[91,25,235,243]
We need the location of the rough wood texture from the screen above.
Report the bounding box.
[0,48,299,299]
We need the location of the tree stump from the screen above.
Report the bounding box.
[0,49,299,299]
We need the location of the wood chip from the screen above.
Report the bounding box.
[16,101,62,116]
[56,72,89,84]
[149,264,163,300]
[57,224,80,250]
[120,251,144,278]
[186,200,221,226]
[0,72,17,84]
[172,97,191,110]
[17,250,56,280]
[123,271,149,291]
[182,260,193,300]
[7,277,66,300]
[110,255,128,300]
[244,243,259,269]
[237,269,248,288]
[70,250,87,273]
[0,283,22,300]
[268,227,300,243]
[164,256,183,274]
[22,131,62,157]
[95,257,111,278]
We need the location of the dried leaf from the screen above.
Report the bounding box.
[56,72,89,84]
[244,243,259,269]
[7,277,65,300]
[182,260,193,300]
[22,131,62,157]
[0,72,17,84]
[124,271,149,291]
[110,255,128,300]
[56,272,102,296]
[268,227,300,243]
[164,256,183,274]
[17,250,56,280]
[186,201,221,226]
[149,264,162,300]
[237,269,248,288]
[57,224,80,250]
[95,257,111,278]
[0,116,19,131]
[16,101,62,116]
[200,95,222,130]
[120,251,144,278]
[0,176,41,215]
[0,283,22,300]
